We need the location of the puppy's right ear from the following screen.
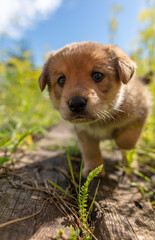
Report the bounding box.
[39,61,49,92]
[39,52,55,91]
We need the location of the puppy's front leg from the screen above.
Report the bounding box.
[76,130,105,178]
[115,119,145,150]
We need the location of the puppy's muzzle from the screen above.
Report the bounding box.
[68,97,87,113]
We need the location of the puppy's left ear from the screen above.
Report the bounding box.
[113,46,137,84]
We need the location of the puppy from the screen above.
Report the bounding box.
[39,41,150,177]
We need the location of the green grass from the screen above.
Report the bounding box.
[0,50,60,164]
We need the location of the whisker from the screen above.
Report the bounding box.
[96,108,118,122]
[95,109,110,124]
[110,109,122,120]
[114,108,125,113]
[103,110,114,121]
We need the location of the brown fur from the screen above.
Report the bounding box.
[39,42,150,177]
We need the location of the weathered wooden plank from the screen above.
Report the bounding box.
[92,177,155,240]
[0,122,154,240]
[0,161,155,240]
[0,179,70,240]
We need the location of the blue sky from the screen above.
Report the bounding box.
[0,0,146,66]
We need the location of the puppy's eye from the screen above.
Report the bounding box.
[57,76,66,87]
[92,72,105,82]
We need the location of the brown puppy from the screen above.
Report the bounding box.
[39,41,150,177]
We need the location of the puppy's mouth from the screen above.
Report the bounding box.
[69,113,97,124]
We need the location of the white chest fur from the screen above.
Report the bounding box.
[75,121,115,140]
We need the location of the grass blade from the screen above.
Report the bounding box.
[10,128,36,153]
[79,160,83,194]
[0,156,10,165]
[134,170,151,182]
[49,180,76,201]
[87,180,100,218]
[0,137,10,147]
[66,151,78,195]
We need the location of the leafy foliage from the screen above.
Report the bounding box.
[131,1,155,74]
[69,226,80,240]
[109,4,123,43]
[108,1,155,205]
[131,1,155,159]
[0,48,60,163]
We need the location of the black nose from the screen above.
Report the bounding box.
[68,97,87,113]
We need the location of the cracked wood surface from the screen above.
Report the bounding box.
[0,121,154,240]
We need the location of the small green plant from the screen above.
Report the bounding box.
[49,152,103,240]
[0,125,44,165]
[131,181,153,202]
[126,150,136,167]
[69,226,80,240]
[55,229,64,239]
[78,168,101,226]
[121,149,136,168]
[54,226,80,240]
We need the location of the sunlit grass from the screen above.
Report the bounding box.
[0,50,60,164]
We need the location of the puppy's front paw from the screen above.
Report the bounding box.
[82,166,105,179]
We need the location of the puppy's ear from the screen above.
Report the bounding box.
[112,46,136,84]
[39,52,55,91]
[39,70,46,92]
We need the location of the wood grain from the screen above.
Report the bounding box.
[0,121,154,240]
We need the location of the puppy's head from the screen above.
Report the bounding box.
[39,42,136,123]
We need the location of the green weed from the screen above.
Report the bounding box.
[50,153,103,240]
[55,227,80,240]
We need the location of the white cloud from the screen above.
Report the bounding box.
[0,0,62,39]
